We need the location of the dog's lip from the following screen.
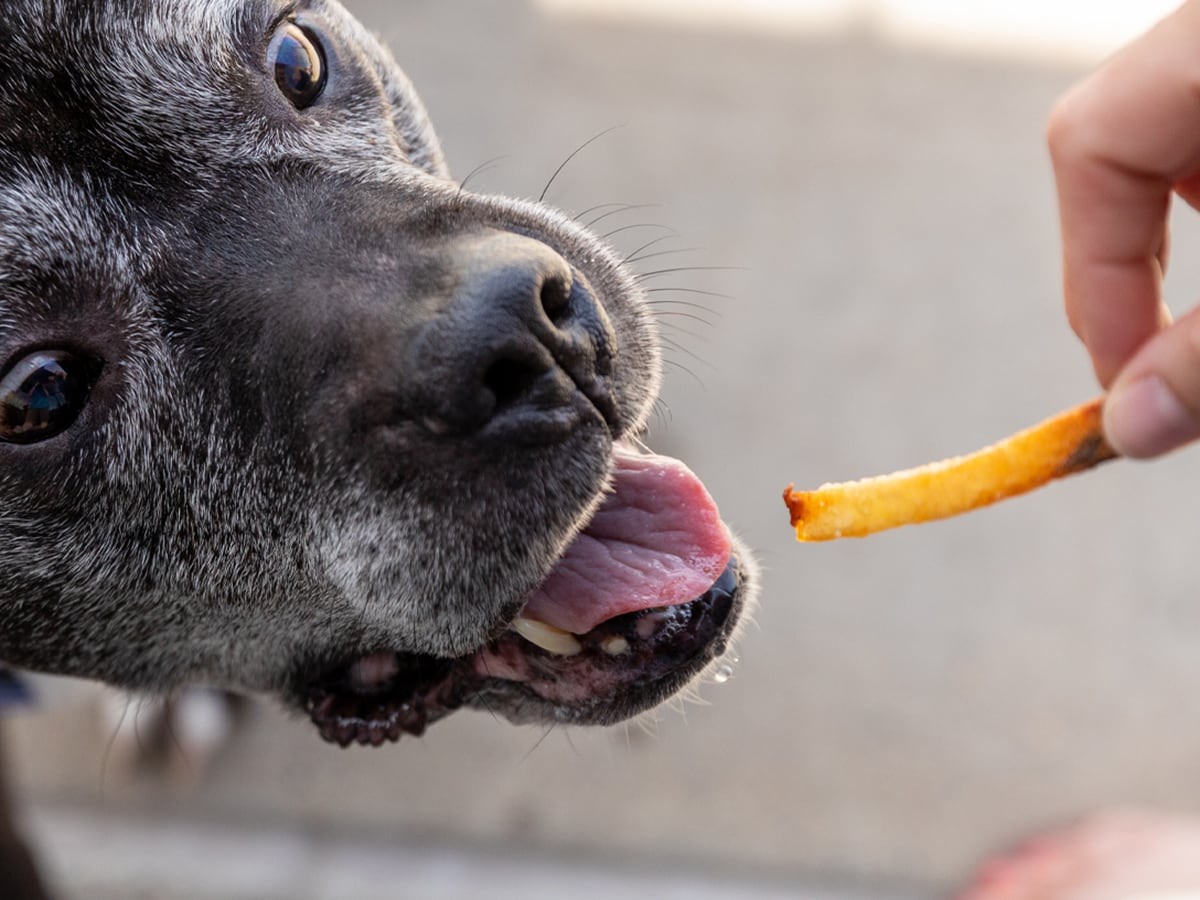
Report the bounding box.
[471,556,741,705]
[304,558,742,747]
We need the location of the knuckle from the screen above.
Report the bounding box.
[1065,306,1085,342]
[1182,313,1200,366]
[1046,83,1100,170]
[1045,95,1083,165]
[1155,312,1200,416]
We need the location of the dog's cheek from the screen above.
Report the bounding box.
[306,427,614,657]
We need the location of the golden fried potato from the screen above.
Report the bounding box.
[785,398,1117,542]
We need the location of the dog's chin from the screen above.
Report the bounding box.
[302,443,751,748]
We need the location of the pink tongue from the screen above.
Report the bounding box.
[522,445,733,635]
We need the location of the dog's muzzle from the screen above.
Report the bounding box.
[305,443,745,747]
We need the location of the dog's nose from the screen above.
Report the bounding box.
[401,232,617,441]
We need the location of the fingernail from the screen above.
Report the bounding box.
[1105,375,1200,458]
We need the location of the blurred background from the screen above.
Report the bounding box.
[8,0,1200,897]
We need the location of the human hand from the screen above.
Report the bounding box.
[1048,0,1200,458]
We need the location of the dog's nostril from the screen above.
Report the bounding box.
[400,235,616,440]
[540,275,572,327]
[484,357,544,412]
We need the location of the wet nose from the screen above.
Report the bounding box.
[400,232,617,442]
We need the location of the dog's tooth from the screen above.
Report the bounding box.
[636,612,669,640]
[601,636,630,656]
[512,617,583,657]
[422,416,451,436]
[348,652,400,691]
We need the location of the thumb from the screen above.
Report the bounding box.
[1104,304,1200,458]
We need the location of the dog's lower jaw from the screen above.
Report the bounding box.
[304,553,749,748]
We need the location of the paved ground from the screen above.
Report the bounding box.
[10,1,1200,897]
[22,804,910,900]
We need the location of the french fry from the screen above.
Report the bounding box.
[785,397,1118,542]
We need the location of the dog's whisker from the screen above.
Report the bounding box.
[133,695,158,760]
[634,265,745,283]
[691,688,708,707]
[652,320,714,345]
[633,711,661,740]
[629,434,656,455]
[652,314,715,340]
[600,222,676,242]
[538,124,624,203]
[627,246,704,266]
[682,685,712,707]
[667,695,688,722]
[649,396,674,427]
[582,202,662,231]
[561,728,582,759]
[649,317,719,338]
[572,201,635,222]
[161,699,195,777]
[521,722,558,763]
[476,693,503,725]
[661,357,708,389]
[471,656,504,725]
[649,309,719,331]
[621,233,681,264]
[457,156,508,194]
[660,336,716,371]
[643,286,736,302]
[98,693,136,797]
[646,298,721,315]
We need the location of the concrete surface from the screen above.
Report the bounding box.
[22,804,911,900]
[10,1,1200,897]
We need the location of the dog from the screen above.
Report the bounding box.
[0,1,755,894]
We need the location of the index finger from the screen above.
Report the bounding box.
[1047,2,1200,386]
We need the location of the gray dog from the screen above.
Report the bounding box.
[0,0,754,894]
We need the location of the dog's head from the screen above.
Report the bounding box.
[0,0,754,745]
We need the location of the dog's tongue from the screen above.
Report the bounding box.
[522,445,732,635]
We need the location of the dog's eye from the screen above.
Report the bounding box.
[0,351,100,445]
[269,22,327,110]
